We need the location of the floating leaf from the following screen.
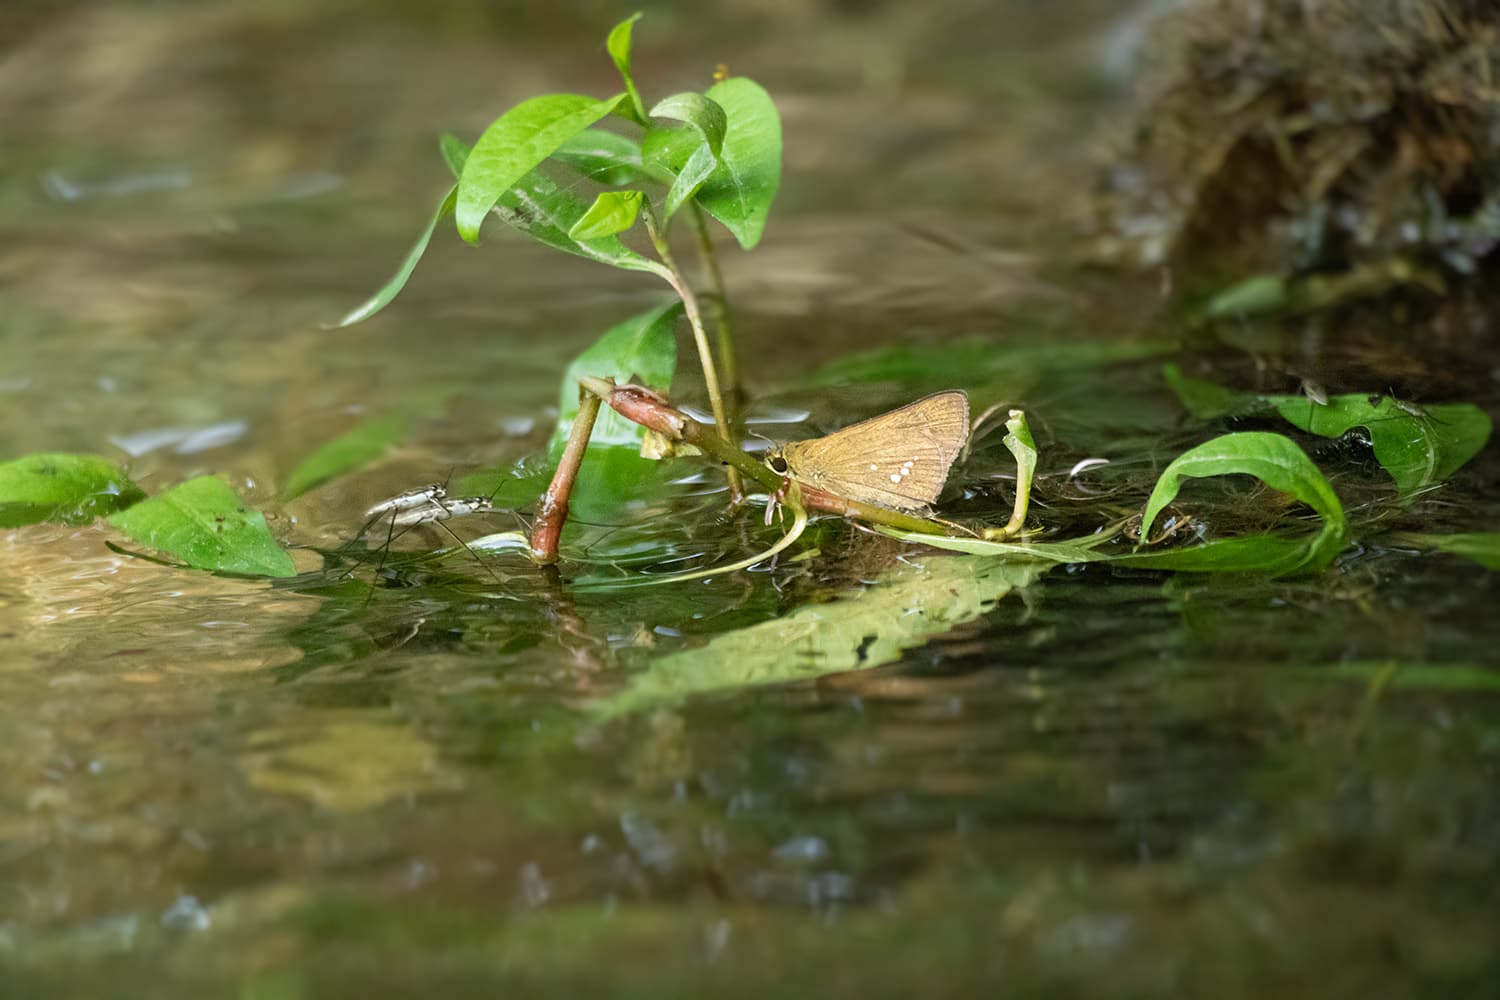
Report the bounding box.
[1406,532,1500,571]
[806,338,1174,391]
[567,190,644,240]
[552,301,680,454]
[108,476,296,577]
[552,129,657,185]
[455,93,625,244]
[649,92,727,157]
[662,143,717,220]
[605,13,648,124]
[600,555,1043,715]
[693,77,782,249]
[1268,393,1491,496]
[282,413,408,501]
[1137,432,1346,573]
[0,453,145,527]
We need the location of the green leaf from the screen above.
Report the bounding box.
[1199,273,1287,320]
[605,13,648,125]
[649,92,727,157]
[442,135,664,275]
[0,453,145,527]
[108,476,296,577]
[332,184,457,328]
[567,189,644,240]
[877,531,1109,563]
[1406,532,1500,571]
[599,555,1043,715]
[1268,394,1491,496]
[662,143,717,220]
[640,123,704,177]
[282,413,408,501]
[455,92,625,244]
[551,301,680,454]
[1139,431,1347,573]
[1302,660,1500,693]
[1162,363,1248,420]
[552,129,657,185]
[693,77,782,249]
[439,131,470,174]
[1112,534,1321,574]
[499,171,665,274]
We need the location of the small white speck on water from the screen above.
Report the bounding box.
[868,463,878,471]
[889,473,902,483]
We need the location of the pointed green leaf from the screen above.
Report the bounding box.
[282,413,408,501]
[552,300,680,453]
[1162,362,1248,420]
[1268,393,1491,496]
[662,143,717,220]
[694,77,782,249]
[332,185,456,328]
[455,92,624,244]
[649,92,727,157]
[552,129,657,185]
[0,453,145,527]
[1139,431,1346,573]
[567,189,644,241]
[108,476,295,577]
[606,13,648,124]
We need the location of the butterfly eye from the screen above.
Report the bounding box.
[768,455,789,474]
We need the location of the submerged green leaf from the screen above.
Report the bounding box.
[649,92,727,157]
[108,476,295,577]
[600,555,1043,715]
[282,413,408,501]
[693,77,782,249]
[1405,532,1500,571]
[567,190,644,240]
[1268,393,1491,496]
[551,300,681,454]
[1139,431,1346,573]
[455,93,625,244]
[1302,660,1500,692]
[0,453,145,527]
[605,13,648,124]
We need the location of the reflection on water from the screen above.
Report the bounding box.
[2,1,1499,995]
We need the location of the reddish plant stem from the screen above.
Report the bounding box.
[529,391,602,565]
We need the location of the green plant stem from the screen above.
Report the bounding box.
[642,210,742,501]
[579,377,958,537]
[687,204,738,398]
[530,390,602,565]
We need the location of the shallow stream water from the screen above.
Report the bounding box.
[2,3,1497,996]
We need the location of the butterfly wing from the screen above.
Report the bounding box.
[782,390,970,512]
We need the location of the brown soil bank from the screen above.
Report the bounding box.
[1094,0,1500,368]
